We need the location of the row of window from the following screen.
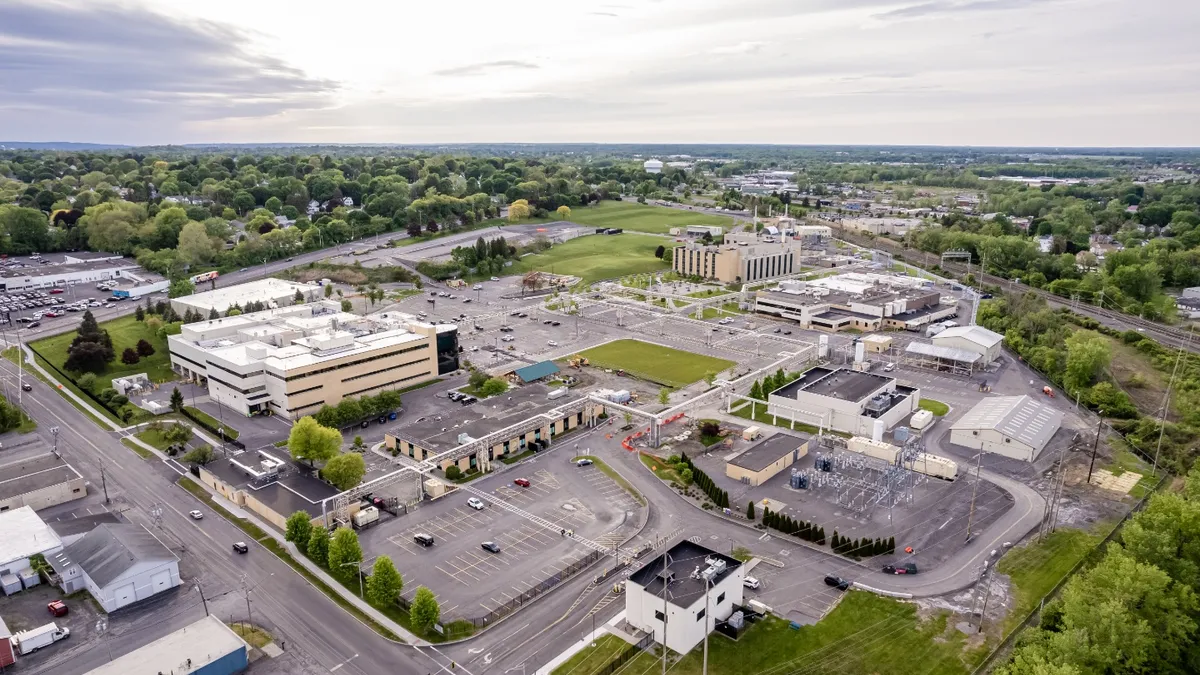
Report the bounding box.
[268,342,429,382]
[341,356,431,383]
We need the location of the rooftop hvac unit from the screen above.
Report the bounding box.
[864,394,891,414]
[701,566,718,582]
[728,611,745,630]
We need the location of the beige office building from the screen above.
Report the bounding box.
[169,303,454,420]
[672,241,800,284]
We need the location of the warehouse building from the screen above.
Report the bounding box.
[170,278,321,316]
[949,395,1064,462]
[932,325,1004,363]
[754,276,954,332]
[49,523,180,611]
[169,303,454,420]
[625,540,744,655]
[0,506,62,587]
[83,615,248,675]
[0,253,140,292]
[0,451,86,512]
[725,432,811,486]
[765,367,920,436]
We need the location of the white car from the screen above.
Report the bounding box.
[467,497,486,510]
[490,277,500,282]
[743,576,760,590]
[883,363,896,372]
[502,335,515,342]
[472,284,483,290]
[547,340,558,347]
[189,510,204,520]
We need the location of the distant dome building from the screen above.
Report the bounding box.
[643,159,663,174]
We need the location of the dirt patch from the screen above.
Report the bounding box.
[289,267,369,285]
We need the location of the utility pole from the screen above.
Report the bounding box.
[1086,414,1104,485]
[100,457,110,504]
[977,565,995,634]
[660,550,671,675]
[50,427,60,458]
[965,449,983,543]
[702,576,711,675]
[196,580,209,616]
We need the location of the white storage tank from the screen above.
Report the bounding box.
[909,409,934,430]
[547,387,568,400]
[872,419,885,442]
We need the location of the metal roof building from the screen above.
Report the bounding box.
[949,395,1064,462]
[513,360,560,383]
[903,341,981,376]
[932,325,1004,362]
[83,615,248,675]
[52,523,180,611]
[0,505,62,578]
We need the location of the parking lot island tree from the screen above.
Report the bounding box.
[367,555,404,608]
[410,586,441,635]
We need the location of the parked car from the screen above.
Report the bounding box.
[467,497,486,510]
[547,340,558,347]
[26,321,40,328]
[490,277,500,282]
[551,321,561,326]
[232,542,249,554]
[414,533,435,547]
[743,576,761,590]
[500,326,514,332]
[883,363,895,372]
[513,477,531,487]
[481,541,501,554]
[49,288,64,294]
[824,575,851,590]
[502,335,515,342]
[576,458,594,467]
[882,563,918,575]
[47,601,68,617]
[189,510,203,520]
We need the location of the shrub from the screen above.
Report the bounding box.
[445,465,463,480]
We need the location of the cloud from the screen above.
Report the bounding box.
[433,60,540,77]
[875,0,1055,19]
[709,41,766,55]
[0,0,335,128]
[589,11,620,16]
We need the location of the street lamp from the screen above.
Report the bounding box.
[341,561,364,598]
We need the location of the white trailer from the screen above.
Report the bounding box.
[11,623,69,655]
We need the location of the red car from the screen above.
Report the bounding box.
[47,600,68,617]
[513,478,531,487]
[49,288,65,294]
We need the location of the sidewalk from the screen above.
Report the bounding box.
[536,610,628,675]
[20,343,123,431]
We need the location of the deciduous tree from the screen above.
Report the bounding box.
[289,416,341,466]
[306,526,330,563]
[367,555,404,607]
[410,586,441,634]
[322,453,366,490]
[285,511,313,545]
[327,527,363,582]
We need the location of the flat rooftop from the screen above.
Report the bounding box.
[203,450,338,518]
[774,367,893,403]
[628,540,742,610]
[175,278,320,311]
[83,615,245,675]
[389,383,563,450]
[0,453,82,501]
[729,432,810,472]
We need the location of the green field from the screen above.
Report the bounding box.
[577,339,734,387]
[566,201,732,234]
[550,634,631,675]
[31,315,175,383]
[919,398,950,416]
[583,592,982,675]
[508,234,669,285]
[995,527,1104,633]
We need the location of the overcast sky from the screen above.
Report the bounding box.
[2,0,1197,146]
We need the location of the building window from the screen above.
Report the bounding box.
[696,608,706,621]
[717,592,725,604]
[654,610,665,621]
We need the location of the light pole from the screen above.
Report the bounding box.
[50,427,60,457]
[341,561,364,598]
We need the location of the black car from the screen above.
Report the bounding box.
[232,542,249,554]
[500,326,513,332]
[551,321,561,326]
[543,320,553,325]
[26,321,40,328]
[981,293,994,299]
[481,541,501,554]
[378,416,387,425]
[882,563,918,575]
[21,383,32,392]
[824,575,851,590]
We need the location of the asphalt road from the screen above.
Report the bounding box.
[0,355,466,675]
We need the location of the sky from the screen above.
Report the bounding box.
[1,0,1198,147]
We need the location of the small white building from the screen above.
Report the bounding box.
[643,159,663,174]
[625,541,744,655]
[932,325,1004,363]
[170,278,320,316]
[0,506,63,582]
[765,367,920,436]
[49,523,180,611]
[949,395,1064,462]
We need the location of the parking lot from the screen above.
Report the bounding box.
[360,457,644,621]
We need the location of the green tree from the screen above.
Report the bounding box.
[556,205,572,220]
[746,500,756,520]
[703,371,717,388]
[679,468,693,485]
[1120,491,1200,586]
[135,305,145,321]
[168,278,195,298]
[410,586,441,634]
[324,283,334,298]
[749,379,763,401]
[178,221,216,265]
[327,527,363,583]
[306,526,330,562]
[288,416,341,466]
[367,555,404,607]
[445,465,463,480]
[322,453,366,490]
[170,386,184,412]
[76,372,97,392]
[658,387,671,405]
[479,378,509,397]
[341,299,352,312]
[285,511,314,545]
[1063,331,1111,394]
[180,444,214,465]
[468,369,488,390]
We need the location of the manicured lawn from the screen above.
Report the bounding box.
[566,201,732,235]
[229,623,274,649]
[572,456,644,505]
[4,346,120,428]
[120,438,155,460]
[615,592,982,675]
[919,398,950,416]
[184,406,240,439]
[578,339,734,388]
[135,429,174,451]
[640,453,681,485]
[995,527,1103,633]
[696,304,746,319]
[730,400,824,435]
[506,234,670,285]
[551,633,631,675]
[30,314,175,383]
[686,288,731,299]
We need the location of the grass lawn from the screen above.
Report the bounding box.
[919,398,950,416]
[615,592,982,675]
[578,339,735,388]
[229,623,274,649]
[120,437,155,460]
[995,527,1104,633]
[4,346,120,428]
[686,288,732,299]
[135,429,174,451]
[184,406,240,439]
[504,234,669,285]
[730,400,826,436]
[565,201,732,235]
[551,633,631,675]
[393,216,551,248]
[696,304,746,319]
[30,314,175,384]
[572,456,644,505]
[640,453,682,485]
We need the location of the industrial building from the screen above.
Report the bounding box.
[386,386,605,474]
[725,432,811,486]
[197,449,340,530]
[625,540,744,655]
[644,159,663,174]
[0,507,62,591]
[168,303,454,419]
[754,275,954,332]
[82,615,248,675]
[838,217,921,236]
[170,278,321,316]
[49,523,180,611]
[932,325,1005,363]
[765,367,920,436]
[0,451,86,512]
[672,238,801,284]
[949,395,1065,462]
[0,253,141,292]
[903,341,981,376]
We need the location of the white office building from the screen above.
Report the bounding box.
[625,541,744,655]
[170,278,321,316]
[765,367,920,436]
